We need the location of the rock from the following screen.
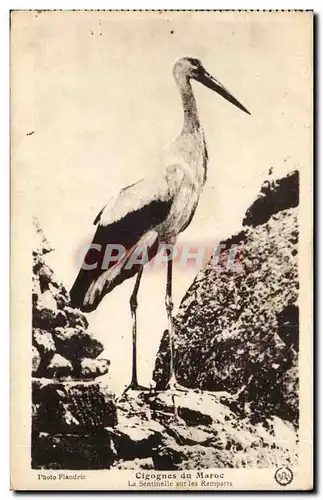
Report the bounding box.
[39,289,58,312]
[107,414,164,461]
[152,391,235,428]
[46,354,73,378]
[79,358,110,379]
[117,391,155,420]
[153,438,234,470]
[53,327,104,361]
[37,263,54,292]
[32,276,41,306]
[277,304,299,351]
[33,328,56,356]
[153,438,278,470]
[75,386,298,470]
[172,426,214,446]
[149,390,298,470]
[58,283,69,301]
[32,378,117,433]
[55,293,68,310]
[33,304,67,331]
[178,406,212,427]
[50,283,70,308]
[277,355,299,423]
[152,437,188,470]
[64,306,89,330]
[154,171,299,426]
[32,402,39,418]
[243,170,299,227]
[32,346,41,374]
[114,457,154,470]
[32,431,116,470]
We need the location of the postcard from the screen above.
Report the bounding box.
[10,10,313,490]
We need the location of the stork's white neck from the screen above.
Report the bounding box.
[175,74,200,133]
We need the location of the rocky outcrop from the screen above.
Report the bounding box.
[154,171,299,427]
[242,171,299,227]
[31,220,117,469]
[105,389,298,470]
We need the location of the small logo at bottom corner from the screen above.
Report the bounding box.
[274,467,293,486]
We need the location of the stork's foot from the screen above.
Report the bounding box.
[166,383,187,420]
[123,382,151,395]
[166,376,188,393]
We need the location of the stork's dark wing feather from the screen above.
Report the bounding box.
[69,171,179,312]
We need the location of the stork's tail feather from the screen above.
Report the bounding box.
[69,268,95,312]
[70,231,160,313]
[70,266,114,312]
[70,258,138,313]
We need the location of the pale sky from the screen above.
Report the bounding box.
[12,11,312,394]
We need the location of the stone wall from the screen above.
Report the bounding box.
[31,220,117,469]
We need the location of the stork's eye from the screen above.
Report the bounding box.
[188,58,200,67]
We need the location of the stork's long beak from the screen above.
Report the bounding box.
[198,70,251,115]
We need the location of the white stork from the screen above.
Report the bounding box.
[70,57,250,393]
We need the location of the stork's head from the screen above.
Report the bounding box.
[173,57,250,115]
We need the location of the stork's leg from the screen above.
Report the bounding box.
[123,266,149,393]
[165,257,187,393]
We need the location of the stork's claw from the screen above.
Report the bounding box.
[166,376,188,393]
